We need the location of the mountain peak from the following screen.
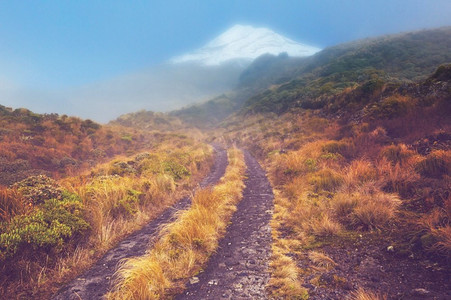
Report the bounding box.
[171,24,321,66]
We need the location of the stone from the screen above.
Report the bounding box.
[411,288,430,296]
[189,277,200,285]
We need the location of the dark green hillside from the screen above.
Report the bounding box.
[243,27,451,114]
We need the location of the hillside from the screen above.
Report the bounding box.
[0,106,185,186]
[215,63,451,298]
[170,27,451,128]
[243,27,451,114]
[0,106,213,298]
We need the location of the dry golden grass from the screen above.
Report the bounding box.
[108,147,246,299]
[344,160,377,187]
[267,191,309,300]
[267,248,309,300]
[310,214,343,237]
[308,250,337,270]
[212,74,451,298]
[375,156,420,195]
[417,206,451,255]
[347,287,387,300]
[380,143,415,165]
[263,124,407,297]
[308,168,343,192]
[0,187,25,222]
[351,191,401,230]
[332,192,359,222]
[415,150,450,178]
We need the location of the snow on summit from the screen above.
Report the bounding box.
[172,24,321,65]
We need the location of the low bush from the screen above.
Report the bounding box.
[13,175,63,206]
[0,191,89,261]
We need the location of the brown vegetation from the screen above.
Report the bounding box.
[215,65,451,298]
[0,130,212,299]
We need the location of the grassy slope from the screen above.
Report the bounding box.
[0,106,172,186]
[216,64,450,298]
[168,27,451,128]
[0,108,214,298]
[242,27,451,114]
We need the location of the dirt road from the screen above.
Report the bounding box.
[53,145,228,300]
[177,150,274,299]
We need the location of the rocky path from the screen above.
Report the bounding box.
[53,145,228,300]
[177,150,274,299]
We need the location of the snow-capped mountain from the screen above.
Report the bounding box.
[171,24,321,65]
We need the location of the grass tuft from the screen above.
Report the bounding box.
[308,251,336,270]
[347,287,387,300]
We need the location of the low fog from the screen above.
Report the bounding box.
[0,62,244,123]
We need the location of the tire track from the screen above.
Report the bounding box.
[177,150,274,299]
[53,145,227,300]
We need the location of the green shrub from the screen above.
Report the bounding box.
[304,158,317,172]
[163,161,190,180]
[0,192,89,260]
[113,189,142,217]
[13,175,63,206]
[110,161,136,176]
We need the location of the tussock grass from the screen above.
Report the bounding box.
[264,124,407,297]
[308,168,343,192]
[108,147,246,299]
[347,287,387,300]
[267,191,309,300]
[351,192,401,230]
[415,150,450,179]
[344,160,377,186]
[417,207,451,255]
[380,144,414,165]
[0,187,25,222]
[308,251,337,270]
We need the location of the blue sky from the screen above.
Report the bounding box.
[1,0,450,89]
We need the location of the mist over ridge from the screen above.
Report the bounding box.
[1,24,323,123]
